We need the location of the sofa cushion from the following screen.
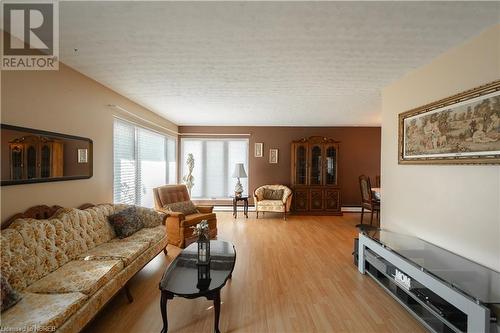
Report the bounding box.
[0,291,87,331]
[1,275,22,312]
[1,220,70,291]
[108,207,144,239]
[110,225,165,246]
[26,260,123,296]
[263,188,284,200]
[136,207,166,227]
[53,208,102,253]
[181,213,217,227]
[78,241,149,266]
[82,204,117,242]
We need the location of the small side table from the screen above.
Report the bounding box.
[232,196,248,218]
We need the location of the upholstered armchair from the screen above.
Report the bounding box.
[153,184,217,248]
[253,185,293,220]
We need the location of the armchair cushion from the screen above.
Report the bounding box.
[107,207,144,239]
[255,185,292,203]
[153,184,190,209]
[163,200,198,215]
[255,200,286,212]
[263,188,284,200]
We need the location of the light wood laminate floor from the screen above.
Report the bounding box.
[83,212,425,333]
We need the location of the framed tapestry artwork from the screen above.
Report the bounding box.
[398,80,500,164]
[269,148,279,164]
[255,142,263,157]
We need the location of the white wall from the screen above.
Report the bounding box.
[381,24,500,271]
[1,63,178,222]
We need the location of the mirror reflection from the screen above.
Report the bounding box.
[1,124,93,185]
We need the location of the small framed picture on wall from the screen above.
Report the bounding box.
[78,149,88,163]
[255,142,263,157]
[269,148,279,164]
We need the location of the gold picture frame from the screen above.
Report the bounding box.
[255,142,263,157]
[269,148,279,164]
[398,80,500,165]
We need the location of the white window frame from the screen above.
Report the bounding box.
[180,137,249,199]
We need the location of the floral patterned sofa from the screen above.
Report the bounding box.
[0,204,167,333]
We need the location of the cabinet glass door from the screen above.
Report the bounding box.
[41,145,51,178]
[325,145,337,185]
[27,145,37,179]
[10,145,23,180]
[310,145,322,185]
[295,145,307,185]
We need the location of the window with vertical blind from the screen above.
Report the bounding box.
[113,119,177,207]
[180,138,248,199]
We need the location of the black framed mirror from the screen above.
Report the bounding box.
[1,124,93,186]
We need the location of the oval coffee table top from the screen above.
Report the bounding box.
[160,240,236,297]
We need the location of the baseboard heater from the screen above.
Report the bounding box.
[358,230,499,333]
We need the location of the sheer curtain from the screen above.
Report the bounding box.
[181,138,249,199]
[113,119,176,207]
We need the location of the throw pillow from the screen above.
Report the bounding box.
[163,200,199,215]
[263,188,284,200]
[1,275,22,312]
[107,207,144,238]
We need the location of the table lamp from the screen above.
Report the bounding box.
[232,163,247,197]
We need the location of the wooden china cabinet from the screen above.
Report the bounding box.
[290,136,342,215]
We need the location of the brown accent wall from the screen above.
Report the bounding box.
[179,126,381,206]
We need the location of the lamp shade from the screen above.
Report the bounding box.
[232,163,247,178]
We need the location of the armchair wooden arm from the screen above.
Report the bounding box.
[166,211,186,220]
[196,205,214,214]
[284,194,293,212]
[156,208,185,220]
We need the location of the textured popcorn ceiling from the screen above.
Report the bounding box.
[60,2,500,126]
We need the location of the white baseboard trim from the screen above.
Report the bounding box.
[214,206,256,212]
[214,206,362,213]
[341,206,362,213]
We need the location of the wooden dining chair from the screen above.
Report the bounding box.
[359,175,380,226]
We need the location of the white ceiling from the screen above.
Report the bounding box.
[60,2,500,126]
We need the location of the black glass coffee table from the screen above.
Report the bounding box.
[159,240,236,333]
